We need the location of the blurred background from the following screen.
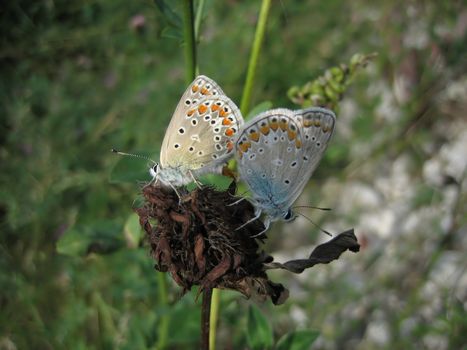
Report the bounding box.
[1,1,466,349]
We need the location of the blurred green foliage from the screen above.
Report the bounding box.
[1,1,466,349]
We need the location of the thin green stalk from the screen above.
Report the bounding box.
[209,288,221,350]
[194,0,206,41]
[182,0,197,83]
[156,272,169,350]
[240,0,272,117]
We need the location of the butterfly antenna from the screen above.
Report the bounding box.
[293,205,332,211]
[111,148,157,165]
[295,212,333,237]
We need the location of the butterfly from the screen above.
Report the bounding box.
[234,107,336,233]
[150,75,243,189]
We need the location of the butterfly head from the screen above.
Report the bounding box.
[149,163,159,179]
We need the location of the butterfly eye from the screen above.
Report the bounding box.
[284,179,290,185]
[214,135,221,142]
[191,119,198,126]
[185,99,191,105]
[284,209,294,221]
[311,136,316,141]
[206,84,211,89]
[216,101,222,106]
[188,146,195,152]
[210,120,216,125]
[178,127,185,135]
[213,90,218,95]
[204,115,211,121]
[174,143,180,149]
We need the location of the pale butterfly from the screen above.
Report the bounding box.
[234,107,336,233]
[148,75,243,190]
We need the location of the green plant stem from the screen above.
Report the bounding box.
[209,288,221,350]
[194,0,206,42]
[182,0,197,83]
[201,288,213,350]
[240,0,271,117]
[156,272,169,350]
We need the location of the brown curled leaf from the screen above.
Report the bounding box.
[264,229,360,273]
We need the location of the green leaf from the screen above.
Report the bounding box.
[57,220,124,257]
[124,213,143,249]
[109,155,152,184]
[246,101,273,120]
[154,0,182,28]
[246,305,274,350]
[161,26,183,40]
[276,330,320,350]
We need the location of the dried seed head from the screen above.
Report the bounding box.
[135,182,359,305]
[135,182,288,304]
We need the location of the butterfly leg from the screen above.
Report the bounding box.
[250,217,270,238]
[227,197,246,206]
[166,182,183,203]
[189,170,203,189]
[235,208,262,231]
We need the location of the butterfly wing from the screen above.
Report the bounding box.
[235,109,308,219]
[160,75,243,171]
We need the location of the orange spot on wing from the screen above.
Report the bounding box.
[287,130,297,141]
[201,87,209,95]
[314,119,321,127]
[239,142,251,152]
[225,128,234,137]
[303,120,313,127]
[222,118,232,126]
[219,109,229,118]
[187,109,195,117]
[249,132,260,142]
[270,121,279,131]
[260,125,270,135]
[279,120,288,131]
[226,141,234,151]
[322,125,330,133]
[211,104,220,112]
[198,105,208,114]
[295,139,302,149]
[192,85,199,93]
